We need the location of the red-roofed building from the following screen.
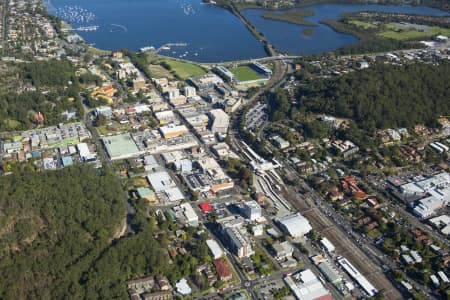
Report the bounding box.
[125,107,136,115]
[366,197,380,208]
[102,84,114,94]
[199,202,213,213]
[35,112,44,124]
[341,176,366,199]
[213,258,232,282]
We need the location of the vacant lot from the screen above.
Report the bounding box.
[230,65,263,82]
[148,64,174,79]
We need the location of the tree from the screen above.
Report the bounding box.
[96,114,107,127]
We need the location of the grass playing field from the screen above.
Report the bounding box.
[230,65,264,82]
[162,59,207,79]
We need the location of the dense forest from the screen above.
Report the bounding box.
[0,166,213,299]
[295,63,450,131]
[0,166,125,299]
[0,88,82,130]
[21,59,77,87]
[0,59,85,130]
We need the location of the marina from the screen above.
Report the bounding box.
[76,26,98,32]
[54,5,96,23]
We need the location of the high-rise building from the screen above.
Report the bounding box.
[243,201,262,221]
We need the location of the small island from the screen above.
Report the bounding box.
[302,28,315,36]
[262,9,317,27]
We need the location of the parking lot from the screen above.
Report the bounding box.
[246,102,267,131]
[254,279,291,300]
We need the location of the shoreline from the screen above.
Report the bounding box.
[211,0,450,13]
[47,0,448,64]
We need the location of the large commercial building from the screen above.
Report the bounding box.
[102,134,142,160]
[189,73,223,91]
[393,172,450,219]
[277,213,312,238]
[284,269,332,300]
[209,109,229,134]
[147,171,176,192]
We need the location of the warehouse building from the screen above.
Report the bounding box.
[102,134,142,160]
[284,269,332,300]
[276,213,312,238]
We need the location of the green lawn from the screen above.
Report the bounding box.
[162,59,207,80]
[349,20,378,29]
[230,65,264,82]
[379,24,450,40]
[3,119,21,130]
[367,228,382,239]
[87,46,111,56]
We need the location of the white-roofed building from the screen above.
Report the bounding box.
[243,201,262,221]
[277,213,312,237]
[147,171,176,192]
[431,274,440,287]
[180,203,198,227]
[206,239,224,259]
[338,257,378,297]
[77,143,96,161]
[176,278,191,295]
[284,269,332,300]
[438,271,449,283]
[413,196,447,219]
[164,187,185,202]
[154,110,177,125]
[320,237,335,252]
[159,124,189,139]
[410,250,422,263]
[429,215,450,235]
